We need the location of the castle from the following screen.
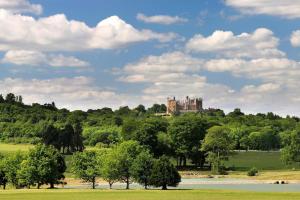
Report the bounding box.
[167,96,203,115]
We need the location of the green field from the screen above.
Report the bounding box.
[0,143,299,173]
[0,143,33,155]
[0,189,299,200]
[225,151,300,171]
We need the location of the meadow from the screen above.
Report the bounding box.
[0,189,300,200]
[225,151,300,171]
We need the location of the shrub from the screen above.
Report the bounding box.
[247,167,258,176]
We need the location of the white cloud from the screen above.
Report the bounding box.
[2,50,89,67]
[137,13,188,25]
[117,49,300,115]
[0,10,177,52]
[225,0,300,19]
[186,28,285,59]
[290,30,300,47]
[204,58,300,85]
[0,77,139,110]
[0,0,42,15]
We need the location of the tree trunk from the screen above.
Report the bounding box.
[144,180,148,189]
[162,184,167,190]
[183,156,187,167]
[109,183,112,189]
[37,183,41,189]
[50,183,54,189]
[3,183,6,190]
[92,177,96,189]
[126,178,129,190]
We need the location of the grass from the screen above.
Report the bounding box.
[225,151,300,171]
[0,143,33,155]
[0,189,299,200]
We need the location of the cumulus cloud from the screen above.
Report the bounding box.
[2,50,89,67]
[224,0,300,19]
[117,48,300,115]
[137,13,188,25]
[290,30,300,47]
[0,10,177,52]
[0,0,42,15]
[186,28,285,59]
[0,77,139,110]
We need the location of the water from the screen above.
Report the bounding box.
[64,178,300,192]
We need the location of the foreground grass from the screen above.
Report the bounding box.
[0,189,300,200]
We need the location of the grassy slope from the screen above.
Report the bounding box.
[225,151,300,171]
[0,189,300,200]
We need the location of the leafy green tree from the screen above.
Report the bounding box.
[17,160,37,188]
[147,104,166,113]
[168,114,208,167]
[1,152,24,188]
[71,150,101,189]
[149,156,181,190]
[22,145,66,189]
[0,94,4,103]
[5,93,16,103]
[201,126,234,174]
[0,156,8,189]
[112,140,143,189]
[134,117,168,156]
[280,127,300,164]
[101,149,120,189]
[131,150,154,189]
[135,105,146,113]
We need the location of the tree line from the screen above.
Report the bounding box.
[1,94,300,177]
[0,142,180,190]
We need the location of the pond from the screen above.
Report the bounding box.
[64,178,300,192]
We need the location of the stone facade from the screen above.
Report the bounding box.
[167,96,203,115]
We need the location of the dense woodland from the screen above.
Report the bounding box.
[1,93,300,189]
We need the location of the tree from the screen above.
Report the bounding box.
[5,93,16,103]
[135,105,146,113]
[112,140,143,189]
[101,149,120,189]
[149,156,181,190]
[134,117,168,156]
[0,94,4,103]
[280,127,300,165]
[72,121,84,152]
[201,126,234,174]
[20,145,66,189]
[131,150,154,189]
[71,150,101,189]
[168,114,208,167]
[1,152,24,188]
[0,156,8,189]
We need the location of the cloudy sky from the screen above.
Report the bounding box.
[1,0,300,116]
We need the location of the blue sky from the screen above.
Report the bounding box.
[1,0,300,116]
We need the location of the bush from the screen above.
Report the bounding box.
[247,167,258,176]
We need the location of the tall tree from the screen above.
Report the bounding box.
[280,127,300,165]
[168,114,208,167]
[112,140,143,189]
[201,126,234,174]
[20,145,66,189]
[71,150,101,189]
[131,150,154,189]
[149,156,181,190]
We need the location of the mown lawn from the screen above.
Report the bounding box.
[225,151,300,171]
[0,189,299,200]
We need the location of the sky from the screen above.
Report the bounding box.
[1,0,300,116]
